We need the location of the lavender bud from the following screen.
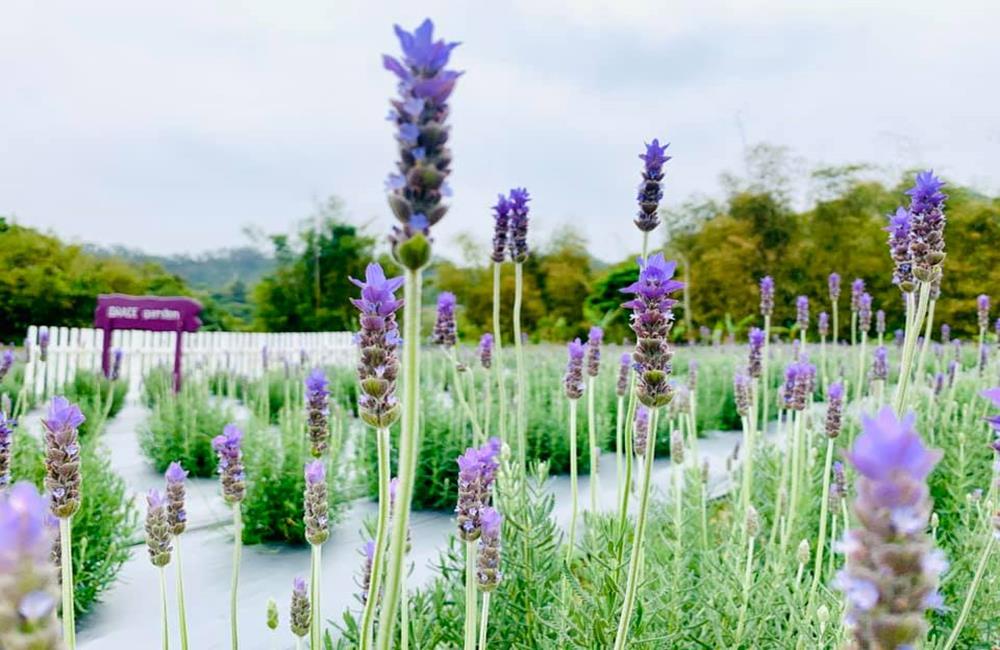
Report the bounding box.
[0,412,14,488]
[978,294,990,332]
[875,310,885,336]
[828,272,841,302]
[351,263,404,429]
[211,424,245,505]
[476,507,503,592]
[871,346,888,382]
[905,170,947,282]
[266,598,279,631]
[623,254,683,408]
[838,408,946,649]
[585,326,603,378]
[825,382,844,439]
[508,188,530,262]
[0,483,61,648]
[858,293,872,333]
[305,368,331,457]
[616,353,631,397]
[563,339,585,400]
[42,396,85,518]
[818,312,829,338]
[165,462,188,536]
[886,207,915,292]
[796,295,809,332]
[432,292,457,347]
[635,139,670,232]
[733,372,752,418]
[303,461,329,546]
[289,576,311,638]
[359,540,376,604]
[478,334,493,369]
[455,439,501,541]
[747,328,765,379]
[940,323,951,344]
[490,195,511,263]
[383,19,461,266]
[144,489,172,567]
[851,279,865,312]
[633,407,650,457]
[759,276,775,317]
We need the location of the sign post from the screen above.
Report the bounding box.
[94,294,203,392]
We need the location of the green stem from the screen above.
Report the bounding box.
[808,438,835,604]
[513,262,527,473]
[567,399,579,558]
[615,396,625,509]
[400,586,409,650]
[175,536,189,650]
[943,535,995,650]
[160,566,170,650]
[310,544,322,650]
[612,408,658,650]
[916,299,936,385]
[376,268,422,650]
[855,333,867,403]
[587,376,598,512]
[832,302,839,344]
[894,283,931,412]
[360,427,391,650]
[230,505,242,650]
[478,592,491,650]
[734,535,756,644]
[783,411,803,549]
[448,352,484,443]
[761,316,771,433]
[464,540,478,650]
[491,263,507,445]
[60,517,76,649]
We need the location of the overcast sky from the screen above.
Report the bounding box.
[2,1,999,263]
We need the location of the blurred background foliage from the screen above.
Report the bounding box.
[3,147,998,343]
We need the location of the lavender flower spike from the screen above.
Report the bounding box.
[876,309,885,337]
[303,460,329,545]
[145,489,172,567]
[824,382,844,439]
[977,294,990,332]
[858,293,873,333]
[733,372,752,418]
[941,323,951,344]
[42,396,85,518]
[871,346,888,381]
[351,262,404,429]
[490,194,511,264]
[748,328,765,378]
[585,326,603,377]
[0,349,14,382]
[0,482,61,648]
[616,353,631,397]
[478,333,493,369]
[476,507,503,592]
[289,576,311,638]
[759,276,775,318]
[212,424,246,505]
[828,272,841,302]
[838,407,945,649]
[165,462,188,536]
[39,328,50,362]
[851,278,865,312]
[359,540,376,604]
[905,170,948,282]
[796,295,809,332]
[455,440,501,541]
[305,368,331,457]
[635,139,671,232]
[0,411,14,488]
[383,19,462,267]
[633,406,650,457]
[622,253,684,407]
[818,311,829,338]
[886,207,915,292]
[508,188,531,263]
[432,291,457,347]
[564,339,585,400]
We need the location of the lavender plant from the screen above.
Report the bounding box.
[585,326,603,512]
[165,462,190,650]
[212,424,245,650]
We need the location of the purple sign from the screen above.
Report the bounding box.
[94,294,203,391]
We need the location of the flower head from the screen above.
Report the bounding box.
[476,506,503,592]
[478,333,494,369]
[851,278,865,312]
[455,439,501,540]
[905,170,948,282]
[42,396,84,518]
[828,272,841,301]
[303,460,329,545]
[144,489,172,567]
[748,327,765,378]
[289,575,311,637]
[490,194,511,263]
[564,338,586,400]
[165,461,188,536]
[508,188,531,262]
[212,424,246,504]
[616,352,631,397]
[305,368,331,457]
[759,276,774,317]
[796,295,809,331]
[825,382,844,439]
[635,139,671,232]
[352,262,404,429]
[432,291,457,347]
[978,294,990,332]
[585,326,603,377]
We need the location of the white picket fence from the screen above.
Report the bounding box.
[23,325,355,399]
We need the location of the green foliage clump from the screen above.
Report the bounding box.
[61,371,128,438]
[140,380,232,477]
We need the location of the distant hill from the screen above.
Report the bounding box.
[86,245,275,291]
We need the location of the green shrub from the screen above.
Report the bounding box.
[140,381,232,477]
[62,370,128,438]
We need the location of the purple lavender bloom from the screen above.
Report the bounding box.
[585,326,603,378]
[165,462,188,536]
[875,310,885,337]
[432,291,458,348]
[871,346,888,382]
[733,371,752,418]
[633,406,650,457]
[895,329,904,348]
[905,171,947,282]
[303,460,329,545]
[351,263,404,429]
[622,254,684,407]
[455,439,501,541]
[305,368,331,457]
[782,360,815,411]
[828,272,841,302]
[851,279,865,313]
[616,353,631,397]
[42,396,85,518]
[947,359,958,388]
[383,19,462,264]
[507,188,530,263]
[110,348,124,381]
[0,482,60,646]
[839,407,944,649]
[759,276,775,317]
[476,507,503,592]
[0,349,14,382]
[635,139,671,232]
[0,412,14,488]
[38,328,50,363]
[886,207,915,292]
[978,294,990,332]
[940,323,951,344]
[478,333,494,369]
[818,312,829,339]
[858,293,873,333]
[748,328,765,378]
[564,338,586,400]
[212,424,245,504]
[359,539,376,604]
[145,489,172,567]
[830,460,847,507]
[490,194,511,264]
[825,382,844,439]
[289,576,311,637]
[796,295,809,332]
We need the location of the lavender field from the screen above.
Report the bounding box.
[4,9,1000,650]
